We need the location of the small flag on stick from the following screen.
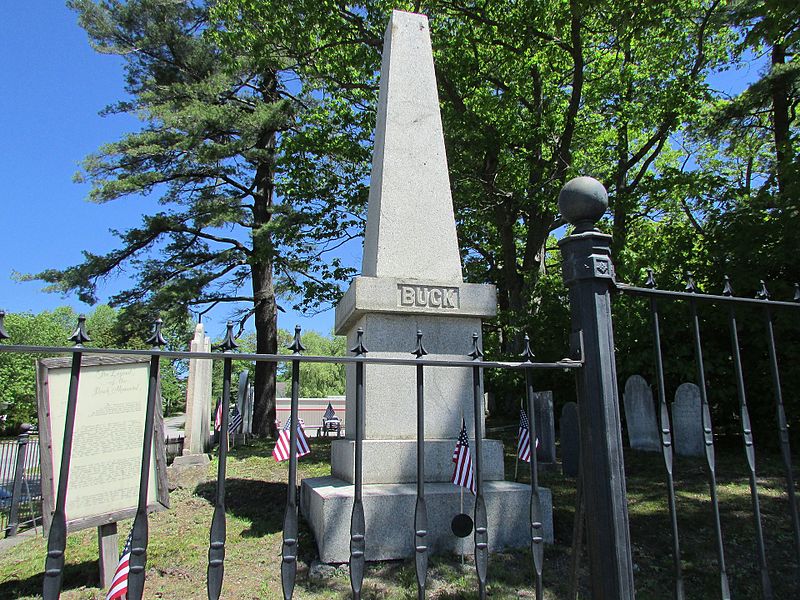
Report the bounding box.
[272,418,311,462]
[323,402,336,421]
[517,409,540,463]
[214,398,223,432]
[105,528,133,600]
[451,418,476,495]
[228,404,243,434]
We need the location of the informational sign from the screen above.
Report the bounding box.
[36,355,169,534]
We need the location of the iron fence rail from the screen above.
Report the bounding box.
[0,344,582,370]
[0,316,576,600]
[617,271,800,600]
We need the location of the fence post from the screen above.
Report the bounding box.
[557,176,635,600]
[5,423,32,538]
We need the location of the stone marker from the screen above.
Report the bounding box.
[170,323,212,479]
[182,323,213,455]
[300,10,552,563]
[622,375,660,452]
[672,383,704,457]
[533,391,556,463]
[561,402,580,477]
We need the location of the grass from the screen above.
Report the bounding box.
[1,428,798,599]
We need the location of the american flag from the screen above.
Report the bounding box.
[323,402,336,421]
[272,417,311,462]
[214,398,223,432]
[517,409,540,463]
[228,404,243,434]
[105,528,132,600]
[451,418,476,494]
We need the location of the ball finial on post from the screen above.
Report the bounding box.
[558,176,608,233]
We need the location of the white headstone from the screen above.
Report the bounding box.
[672,383,704,457]
[182,323,213,455]
[623,375,660,452]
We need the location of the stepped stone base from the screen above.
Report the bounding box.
[331,439,505,484]
[300,476,553,563]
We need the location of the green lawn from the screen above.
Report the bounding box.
[0,429,798,599]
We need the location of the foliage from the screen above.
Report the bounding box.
[0,308,75,430]
[18,0,798,439]
[215,0,738,348]
[25,0,371,436]
[0,305,188,430]
[277,329,346,398]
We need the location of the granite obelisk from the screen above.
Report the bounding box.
[300,10,551,563]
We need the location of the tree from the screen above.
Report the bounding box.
[216,0,736,355]
[0,308,75,429]
[29,0,366,436]
[276,329,345,398]
[0,305,187,428]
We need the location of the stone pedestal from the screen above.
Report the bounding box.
[301,477,553,563]
[330,439,505,484]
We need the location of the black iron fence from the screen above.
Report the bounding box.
[0,315,580,600]
[1,425,42,537]
[0,177,796,599]
[613,274,800,600]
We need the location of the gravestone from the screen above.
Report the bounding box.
[560,402,580,477]
[672,383,704,457]
[170,323,212,481]
[300,10,552,563]
[622,375,660,452]
[181,323,213,455]
[533,391,556,463]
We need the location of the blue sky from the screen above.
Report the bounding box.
[0,2,339,339]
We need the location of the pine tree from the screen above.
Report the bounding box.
[31,0,367,435]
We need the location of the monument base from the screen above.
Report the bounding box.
[167,453,210,490]
[300,476,553,563]
[331,439,506,484]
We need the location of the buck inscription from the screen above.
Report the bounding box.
[398,284,459,309]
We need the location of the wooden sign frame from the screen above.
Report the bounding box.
[36,354,169,534]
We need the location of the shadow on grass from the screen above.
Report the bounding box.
[194,478,288,538]
[0,560,98,599]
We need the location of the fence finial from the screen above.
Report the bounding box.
[412,330,427,358]
[289,325,305,355]
[645,269,656,289]
[685,272,697,293]
[521,334,535,362]
[469,331,483,360]
[0,310,8,340]
[146,317,167,348]
[220,321,239,352]
[558,176,608,234]
[756,280,770,301]
[69,314,91,346]
[722,276,734,297]
[350,327,368,356]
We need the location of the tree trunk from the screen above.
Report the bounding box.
[251,260,278,437]
[770,43,791,197]
[250,71,280,438]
